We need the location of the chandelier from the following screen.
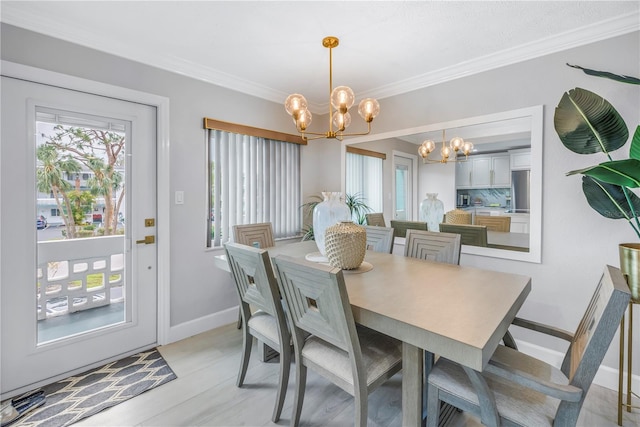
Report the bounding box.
[284,36,380,141]
[418,129,474,164]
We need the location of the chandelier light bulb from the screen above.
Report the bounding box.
[331,86,355,113]
[332,111,352,131]
[298,109,312,131]
[463,141,474,155]
[419,140,435,159]
[358,98,380,123]
[450,136,465,152]
[285,94,307,117]
[441,145,451,160]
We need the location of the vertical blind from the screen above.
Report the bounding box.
[208,130,301,247]
[346,152,383,213]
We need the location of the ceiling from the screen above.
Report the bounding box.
[2,1,638,114]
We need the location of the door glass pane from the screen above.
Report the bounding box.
[395,165,408,220]
[36,108,128,345]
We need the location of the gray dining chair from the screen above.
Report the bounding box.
[426,265,631,427]
[363,225,395,254]
[404,229,461,265]
[365,212,386,227]
[233,222,275,248]
[272,255,402,427]
[224,242,291,423]
[232,222,276,328]
[390,220,429,238]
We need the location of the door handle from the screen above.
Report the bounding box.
[136,235,155,244]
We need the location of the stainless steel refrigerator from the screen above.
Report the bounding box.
[510,170,531,213]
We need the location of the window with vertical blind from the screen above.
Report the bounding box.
[207,129,301,247]
[345,148,384,214]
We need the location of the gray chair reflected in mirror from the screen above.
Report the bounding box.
[224,242,291,423]
[439,223,488,247]
[363,225,395,254]
[233,222,275,248]
[426,265,631,427]
[273,255,402,427]
[390,220,428,238]
[365,212,386,227]
[404,229,461,265]
[475,215,511,232]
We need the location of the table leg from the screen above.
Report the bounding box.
[402,341,423,427]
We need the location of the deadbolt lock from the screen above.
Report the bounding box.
[145,218,155,227]
[136,235,155,244]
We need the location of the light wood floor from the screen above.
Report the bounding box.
[76,323,640,426]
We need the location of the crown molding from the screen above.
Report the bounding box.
[2,9,638,111]
[362,11,640,101]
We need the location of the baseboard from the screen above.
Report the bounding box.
[515,339,640,392]
[166,305,238,344]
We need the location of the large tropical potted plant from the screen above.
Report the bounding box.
[553,64,640,301]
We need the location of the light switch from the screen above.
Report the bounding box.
[175,191,184,205]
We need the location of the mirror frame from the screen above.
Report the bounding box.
[343,105,543,263]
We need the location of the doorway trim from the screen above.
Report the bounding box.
[1,60,171,345]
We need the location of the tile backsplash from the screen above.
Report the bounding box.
[457,187,511,207]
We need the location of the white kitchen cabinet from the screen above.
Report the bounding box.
[455,160,473,188]
[471,157,492,187]
[456,153,510,188]
[491,155,511,187]
[510,148,531,170]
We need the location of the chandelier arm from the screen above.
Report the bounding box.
[299,130,332,137]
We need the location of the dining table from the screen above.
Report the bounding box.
[214,240,531,426]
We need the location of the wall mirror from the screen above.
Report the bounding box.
[344,105,542,263]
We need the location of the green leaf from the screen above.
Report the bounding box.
[568,159,640,188]
[554,87,628,155]
[567,64,640,85]
[631,126,640,160]
[582,176,640,220]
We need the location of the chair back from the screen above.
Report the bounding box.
[439,223,488,247]
[273,255,360,356]
[559,265,630,418]
[475,215,511,232]
[233,222,275,248]
[404,229,461,265]
[224,242,282,320]
[363,225,395,254]
[365,213,386,227]
[390,220,428,238]
[445,209,472,225]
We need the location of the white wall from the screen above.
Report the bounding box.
[2,23,639,389]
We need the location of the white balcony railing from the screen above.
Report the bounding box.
[37,235,125,320]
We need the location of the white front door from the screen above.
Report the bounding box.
[1,76,157,395]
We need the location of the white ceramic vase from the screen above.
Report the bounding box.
[313,192,351,256]
[420,193,444,232]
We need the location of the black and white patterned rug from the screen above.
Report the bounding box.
[6,349,176,427]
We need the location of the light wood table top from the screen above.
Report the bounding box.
[215,240,532,426]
